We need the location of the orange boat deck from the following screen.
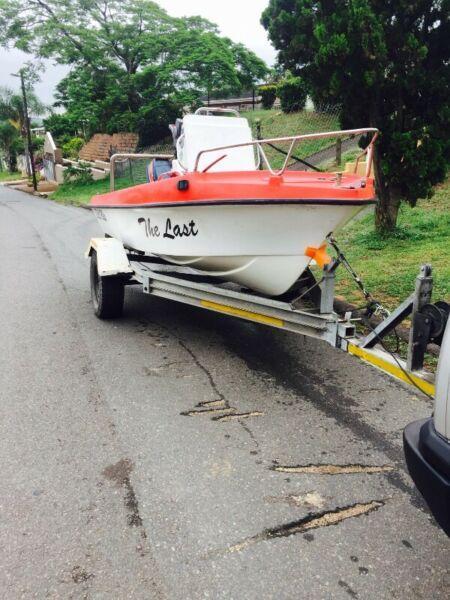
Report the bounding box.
[90,170,375,209]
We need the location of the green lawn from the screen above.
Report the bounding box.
[333,177,450,310]
[246,108,340,169]
[51,174,138,206]
[0,170,23,182]
[51,178,110,205]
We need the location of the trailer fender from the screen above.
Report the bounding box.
[85,237,133,277]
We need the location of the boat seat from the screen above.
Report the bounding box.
[146,158,173,182]
[169,118,184,151]
[177,114,256,172]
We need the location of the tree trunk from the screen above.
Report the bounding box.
[8,151,17,173]
[375,186,401,232]
[373,147,401,233]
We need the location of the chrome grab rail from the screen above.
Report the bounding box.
[110,153,174,192]
[193,128,379,178]
[195,107,241,117]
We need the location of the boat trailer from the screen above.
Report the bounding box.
[87,236,450,535]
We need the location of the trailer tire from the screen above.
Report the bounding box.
[90,250,125,319]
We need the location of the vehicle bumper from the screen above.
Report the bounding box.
[403,418,450,535]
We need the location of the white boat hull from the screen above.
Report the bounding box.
[92,203,362,296]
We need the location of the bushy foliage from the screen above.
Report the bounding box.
[259,84,277,110]
[262,0,450,231]
[43,113,79,145]
[0,121,21,171]
[63,162,93,185]
[1,1,268,147]
[277,75,307,113]
[62,137,84,159]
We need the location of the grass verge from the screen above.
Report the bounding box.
[333,177,450,310]
[51,175,137,206]
[0,170,23,182]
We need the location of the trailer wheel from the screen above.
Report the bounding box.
[90,250,125,319]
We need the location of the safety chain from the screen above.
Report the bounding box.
[326,234,391,319]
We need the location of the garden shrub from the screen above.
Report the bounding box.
[259,84,277,110]
[63,162,93,184]
[62,137,85,159]
[277,75,307,113]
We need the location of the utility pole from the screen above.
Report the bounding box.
[11,69,37,191]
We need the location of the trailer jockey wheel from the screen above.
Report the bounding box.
[90,250,125,319]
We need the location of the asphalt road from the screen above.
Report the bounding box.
[0,185,449,600]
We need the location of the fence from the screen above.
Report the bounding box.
[246,103,360,171]
[112,104,362,189]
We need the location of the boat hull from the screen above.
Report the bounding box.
[92,203,363,296]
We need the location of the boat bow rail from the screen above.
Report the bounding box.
[193,127,379,177]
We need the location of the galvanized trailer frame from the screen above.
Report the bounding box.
[86,236,440,395]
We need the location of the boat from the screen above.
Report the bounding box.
[90,108,378,297]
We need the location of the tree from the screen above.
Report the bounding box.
[0,86,45,138]
[262,1,450,232]
[0,121,21,172]
[0,84,45,175]
[1,1,268,145]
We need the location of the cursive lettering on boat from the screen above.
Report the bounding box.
[138,217,160,237]
[138,217,199,240]
[163,218,198,240]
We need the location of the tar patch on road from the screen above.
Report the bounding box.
[103,459,144,531]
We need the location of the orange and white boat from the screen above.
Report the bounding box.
[90,109,378,296]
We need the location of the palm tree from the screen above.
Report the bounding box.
[0,86,46,173]
[0,121,20,172]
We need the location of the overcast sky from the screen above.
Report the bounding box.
[0,0,276,106]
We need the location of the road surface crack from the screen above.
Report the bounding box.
[181,407,236,417]
[213,411,265,422]
[272,464,394,475]
[216,500,385,555]
[177,339,226,404]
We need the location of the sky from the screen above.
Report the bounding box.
[0,0,276,106]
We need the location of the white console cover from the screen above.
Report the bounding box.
[178,114,256,172]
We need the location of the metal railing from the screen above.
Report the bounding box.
[109,128,378,191]
[193,128,379,177]
[195,107,240,117]
[110,153,173,192]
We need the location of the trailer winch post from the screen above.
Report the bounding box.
[407,264,434,372]
[359,264,434,373]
